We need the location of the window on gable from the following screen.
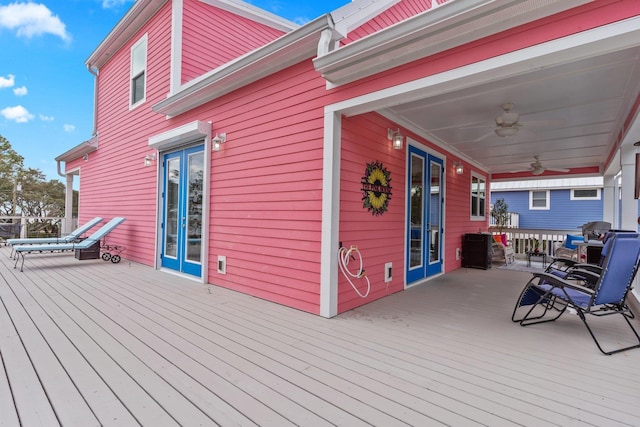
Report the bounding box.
[530,190,549,210]
[130,35,147,108]
[571,188,600,200]
[470,173,486,220]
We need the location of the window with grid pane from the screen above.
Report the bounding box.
[529,190,549,210]
[571,188,600,200]
[471,174,485,219]
[130,35,147,108]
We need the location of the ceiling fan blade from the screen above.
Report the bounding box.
[546,167,570,172]
[519,119,566,127]
[472,130,495,142]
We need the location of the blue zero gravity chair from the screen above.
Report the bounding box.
[512,236,640,355]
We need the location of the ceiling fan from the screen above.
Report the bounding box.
[510,155,570,176]
[472,103,564,141]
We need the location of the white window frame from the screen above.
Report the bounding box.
[130,34,148,110]
[470,172,486,220]
[570,188,601,200]
[529,190,550,210]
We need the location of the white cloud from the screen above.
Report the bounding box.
[0,74,15,88]
[292,16,310,25]
[0,2,71,41]
[13,86,27,96]
[39,114,54,121]
[1,105,34,123]
[102,0,133,9]
[63,123,75,132]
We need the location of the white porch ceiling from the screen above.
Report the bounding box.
[384,44,640,180]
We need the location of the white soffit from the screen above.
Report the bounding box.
[149,120,210,150]
[199,0,298,32]
[491,177,604,191]
[314,0,594,86]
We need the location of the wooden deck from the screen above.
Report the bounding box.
[1,248,640,426]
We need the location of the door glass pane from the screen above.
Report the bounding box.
[185,151,203,263]
[165,157,180,259]
[429,161,441,263]
[410,154,424,268]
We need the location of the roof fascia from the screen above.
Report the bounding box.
[86,0,168,70]
[55,136,99,163]
[55,135,98,176]
[152,14,334,117]
[198,0,298,32]
[315,0,594,86]
[331,0,400,37]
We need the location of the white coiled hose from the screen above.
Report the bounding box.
[338,245,371,298]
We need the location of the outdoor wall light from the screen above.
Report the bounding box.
[144,153,157,167]
[212,132,227,151]
[453,161,464,175]
[83,154,89,162]
[388,128,403,150]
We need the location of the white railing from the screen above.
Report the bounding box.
[0,216,70,240]
[490,227,579,257]
[489,212,520,228]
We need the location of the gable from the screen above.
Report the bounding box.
[341,0,440,46]
[181,0,288,84]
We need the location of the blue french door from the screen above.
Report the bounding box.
[406,146,444,284]
[161,145,204,277]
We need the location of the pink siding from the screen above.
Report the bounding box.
[181,0,286,84]
[338,114,406,313]
[169,60,328,314]
[337,116,485,313]
[73,0,640,316]
[77,1,173,265]
[443,160,489,273]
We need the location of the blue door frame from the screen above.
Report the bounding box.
[161,145,204,277]
[406,145,444,284]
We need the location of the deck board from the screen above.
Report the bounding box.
[1,249,640,426]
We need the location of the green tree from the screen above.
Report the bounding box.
[0,134,67,236]
[0,134,25,218]
[490,198,510,234]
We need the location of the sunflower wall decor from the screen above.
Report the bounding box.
[361,160,392,216]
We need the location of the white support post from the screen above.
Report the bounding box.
[319,110,341,318]
[64,174,74,235]
[620,145,639,231]
[602,174,616,229]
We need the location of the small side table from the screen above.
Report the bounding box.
[527,251,547,267]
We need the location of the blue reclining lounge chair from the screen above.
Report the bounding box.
[7,217,103,258]
[13,217,125,272]
[544,231,639,287]
[512,236,640,355]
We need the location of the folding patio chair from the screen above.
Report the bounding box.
[6,217,103,258]
[544,231,639,287]
[512,236,640,355]
[13,217,125,272]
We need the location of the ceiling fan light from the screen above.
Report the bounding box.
[532,168,544,176]
[502,112,519,125]
[495,127,518,137]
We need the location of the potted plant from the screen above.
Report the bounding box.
[532,238,540,253]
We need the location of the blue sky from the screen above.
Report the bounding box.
[0,0,349,180]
